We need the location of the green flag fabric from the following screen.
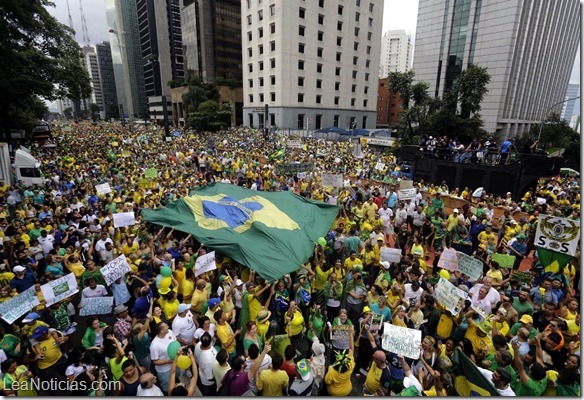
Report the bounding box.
[536,247,573,274]
[142,183,339,281]
[451,348,500,396]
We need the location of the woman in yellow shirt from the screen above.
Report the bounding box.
[392,305,408,328]
[324,333,355,396]
[285,301,304,338]
[158,287,179,322]
[181,270,195,304]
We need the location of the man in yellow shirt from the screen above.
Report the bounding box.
[256,352,289,396]
[477,224,496,246]
[343,251,363,273]
[215,310,241,360]
[190,279,208,317]
[464,310,493,357]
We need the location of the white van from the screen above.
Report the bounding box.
[14,149,46,186]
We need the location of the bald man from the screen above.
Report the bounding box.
[190,278,209,317]
[136,372,164,396]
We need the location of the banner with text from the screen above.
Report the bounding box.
[456,252,483,280]
[375,162,386,171]
[95,183,112,195]
[534,215,580,256]
[80,296,114,316]
[40,273,79,306]
[434,277,467,315]
[195,251,217,277]
[380,247,402,263]
[100,255,131,286]
[490,253,515,269]
[398,188,416,201]
[438,248,459,271]
[0,286,40,324]
[286,140,303,149]
[381,323,421,360]
[113,212,136,228]
[321,173,344,188]
[275,163,314,176]
[330,324,352,342]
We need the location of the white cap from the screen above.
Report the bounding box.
[13,265,25,273]
[453,208,459,213]
[235,279,244,287]
[380,261,390,269]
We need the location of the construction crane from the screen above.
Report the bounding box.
[65,0,74,30]
[79,0,91,46]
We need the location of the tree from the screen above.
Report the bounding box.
[182,77,221,129]
[0,0,92,134]
[188,100,231,132]
[452,65,491,118]
[63,107,73,119]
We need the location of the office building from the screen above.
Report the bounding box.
[95,42,119,120]
[561,83,580,124]
[182,0,243,83]
[242,0,384,130]
[376,77,404,128]
[413,0,580,136]
[105,0,148,119]
[379,29,412,77]
[83,47,104,118]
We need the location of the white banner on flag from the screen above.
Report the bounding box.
[40,273,79,306]
[95,183,112,195]
[381,323,422,360]
[380,247,402,263]
[80,296,114,316]
[434,277,467,315]
[534,214,580,257]
[398,188,416,201]
[321,173,344,188]
[113,212,136,228]
[0,286,39,324]
[195,251,217,277]
[100,255,132,286]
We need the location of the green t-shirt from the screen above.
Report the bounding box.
[512,377,547,396]
[307,314,324,341]
[511,298,534,318]
[509,322,537,339]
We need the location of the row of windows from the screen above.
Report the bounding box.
[249,76,369,94]
[246,0,375,12]
[247,23,373,42]
[248,93,369,107]
[297,42,371,57]
[247,60,371,81]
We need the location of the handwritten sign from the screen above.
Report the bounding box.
[381,323,421,360]
[370,314,384,332]
[100,255,131,286]
[145,168,158,179]
[194,251,217,277]
[398,188,416,201]
[297,172,306,179]
[434,277,467,315]
[438,248,459,271]
[330,324,351,341]
[375,162,386,171]
[40,273,79,306]
[380,247,402,263]
[113,212,136,228]
[0,286,40,324]
[80,296,114,316]
[456,252,483,280]
[471,304,488,320]
[286,140,302,149]
[491,253,515,269]
[95,183,112,195]
[511,270,532,284]
[399,180,413,190]
[275,163,314,176]
[321,173,344,188]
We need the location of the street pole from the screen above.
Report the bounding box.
[537,96,580,142]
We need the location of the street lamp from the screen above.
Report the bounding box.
[537,96,580,142]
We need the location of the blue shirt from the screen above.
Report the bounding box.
[10,273,36,293]
[132,289,153,319]
[501,140,512,153]
[371,303,392,324]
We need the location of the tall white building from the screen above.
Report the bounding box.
[84,47,105,117]
[379,29,412,78]
[413,0,580,137]
[242,0,384,130]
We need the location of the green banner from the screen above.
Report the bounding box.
[145,168,158,179]
[275,162,314,176]
[491,253,516,269]
[511,270,532,284]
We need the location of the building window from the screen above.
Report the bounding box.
[248,63,253,72]
[333,115,339,127]
[334,96,340,105]
[337,21,343,31]
[247,15,252,25]
[335,81,340,90]
[354,42,358,51]
[298,93,304,102]
[368,17,373,27]
[248,47,253,57]
[355,12,360,21]
[362,116,367,128]
[318,14,324,24]
[258,10,263,21]
[298,43,305,53]
[351,84,356,93]
[270,92,276,101]
[316,95,322,104]
[365,59,370,67]
[270,75,276,85]
[363,99,368,107]
[270,40,275,51]
[259,45,263,54]
[336,52,342,61]
[246,0,251,8]
[355,27,360,36]
[259,77,264,86]
[369,2,374,12]
[352,70,357,78]
[335,67,341,76]
[249,79,253,88]
[338,4,343,15]
[298,60,305,70]
[318,31,324,41]
[364,86,369,94]
[316,114,322,129]
[259,93,264,102]
[366,45,371,55]
[259,61,264,70]
[270,58,275,68]
[317,47,323,57]
[249,113,253,125]
[258,27,263,38]
[356,0,361,6]
[269,4,275,16]
[353,56,358,65]
[316,79,322,89]
[299,25,305,36]
[367,31,372,40]
[319,0,324,6]
[298,76,304,86]
[365,72,370,81]
[337,36,342,46]
[351,98,356,106]
[316,63,323,73]
[249,94,253,102]
[297,114,304,129]
[247,31,252,41]
[270,23,275,34]
[299,7,306,18]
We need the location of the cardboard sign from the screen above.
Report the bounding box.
[398,188,416,201]
[80,296,114,316]
[434,277,467,315]
[95,183,112,195]
[370,313,384,332]
[40,273,79,306]
[491,253,516,269]
[471,304,488,320]
[438,248,459,271]
[511,270,532,284]
[330,324,351,341]
[113,212,136,228]
[375,162,386,171]
[286,140,303,149]
[381,323,422,360]
[321,173,344,188]
[100,255,131,286]
[194,251,217,277]
[0,286,39,324]
[399,180,414,190]
[457,252,484,280]
[534,215,580,256]
[380,247,402,263]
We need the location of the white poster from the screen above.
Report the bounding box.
[375,162,386,171]
[287,140,302,149]
[113,212,136,228]
[321,173,344,188]
[534,214,580,256]
[381,323,422,360]
[0,286,39,324]
[95,183,112,195]
[195,251,217,277]
[456,252,484,281]
[434,277,467,315]
[40,273,79,306]
[380,247,402,263]
[80,296,114,316]
[100,255,132,286]
[398,188,417,201]
[399,180,414,190]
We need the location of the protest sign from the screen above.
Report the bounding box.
[80,296,114,316]
[534,215,580,256]
[0,286,39,324]
[399,180,413,190]
[100,255,132,286]
[321,173,344,188]
[40,273,78,306]
[491,253,515,269]
[456,252,483,280]
[95,183,112,195]
[375,162,385,171]
[297,172,306,179]
[286,140,303,149]
[438,248,458,271]
[195,251,217,277]
[398,188,416,201]
[471,304,488,320]
[381,323,421,360]
[275,163,314,176]
[380,247,402,263]
[370,314,384,332]
[330,324,351,341]
[145,168,158,179]
[511,270,532,284]
[113,212,136,228]
[434,277,467,315]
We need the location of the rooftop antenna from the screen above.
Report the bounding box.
[79,0,91,46]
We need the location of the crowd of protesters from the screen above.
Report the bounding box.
[0,121,579,396]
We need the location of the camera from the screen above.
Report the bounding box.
[182,348,189,355]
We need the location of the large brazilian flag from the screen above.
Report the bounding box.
[452,348,500,396]
[142,183,339,281]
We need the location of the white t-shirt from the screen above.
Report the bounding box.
[194,343,218,386]
[0,349,7,378]
[38,235,55,254]
[172,312,197,344]
[82,285,108,298]
[65,364,88,379]
[150,330,177,373]
[403,284,424,308]
[193,325,216,341]
[468,284,500,307]
[136,384,164,396]
[476,366,516,396]
[379,208,393,226]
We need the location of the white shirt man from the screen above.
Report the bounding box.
[150,327,177,391]
[378,206,393,229]
[136,373,165,396]
[172,305,197,346]
[81,283,108,298]
[468,280,500,308]
[38,233,55,256]
[194,337,218,387]
[94,236,114,253]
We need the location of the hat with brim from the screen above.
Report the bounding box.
[235,279,244,287]
[31,326,49,339]
[114,304,128,315]
[177,303,190,314]
[476,319,492,334]
[22,312,40,324]
[296,359,313,381]
[208,298,221,309]
[158,287,171,295]
[362,306,371,314]
[519,315,533,324]
[257,310,271,323]
[13,266,25,273]
[380,261,390,270]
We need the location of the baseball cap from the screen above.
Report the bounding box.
[520,315,533,324]
[177,303,190,313]
[296,359,312,381]
[235,279,244,287]
[208,298,221,308]
[13,266,25,273]
[219,274,228,283]
[31,326,49,339]
[380,261,390,270]
[22,312,40,323]
[453,208,459,213]
[510,220,517,225]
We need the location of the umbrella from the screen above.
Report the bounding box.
[560,168,579,177]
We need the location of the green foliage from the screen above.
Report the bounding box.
[451,65,491,118]
[0,0,91,134]
[188,101,231,132]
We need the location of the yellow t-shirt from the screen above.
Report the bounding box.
[257,369,289,396]
[37,334,63,369]
[121,243,139,256]
[216,323,236,353]
[68,262,86,279]
[364,361,388,394]
[181,279,194,301]
[190,289,208,313]
[325,355,355,396]
[0,271,15,287]
[160,298,179,321]
[486,269,503,283]
[287,310,304,336]
[313,265,332,291]
[344,257,363,272]
[173,268,186,294]
[465,323,492,356]
[248,293,262,322]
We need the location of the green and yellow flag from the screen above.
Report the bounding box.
[536,248,573,274]
[452,348,500,396]
[142,183,338,281]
